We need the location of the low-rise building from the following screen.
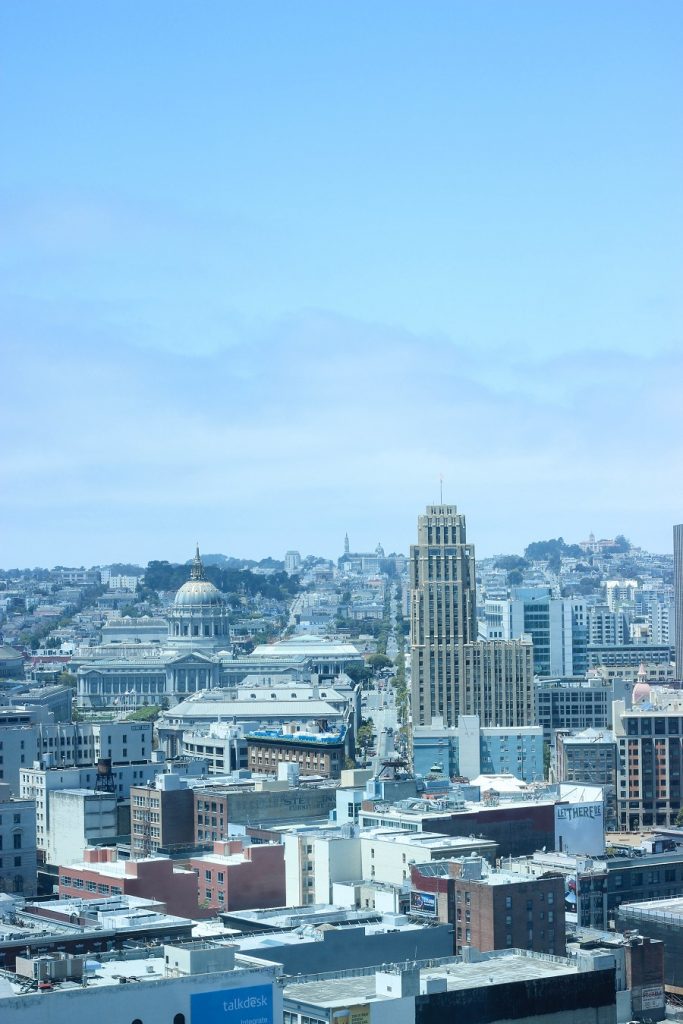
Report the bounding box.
[0,894,194,968]
[282,948,618,1024]
[0,718,152,795]
[613,693,683,829]
[359,794,558,858]
[58,847,208,919]
[411,855,565,957]
[535,676,632,745]
[130,772,195,858]
[283,825,496,906]
[556,729,618,829]
[413,714,544,782]
[0,782,37,897]
[192,780,338,845]
[21,759,165,855]
[246,724,347,779]
[46,789,118,865]
[616,896,683,998]
[0,940,281,1024]
[190,839,285,911]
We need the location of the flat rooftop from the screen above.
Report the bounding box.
[619,895,683,920]
[360,828,496,851]
[284,951,577,1009]
[0,951,273,1000]
[63,858,195,878]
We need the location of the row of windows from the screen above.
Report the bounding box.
[60,876,122,895]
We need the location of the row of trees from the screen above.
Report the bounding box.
[142,560,300,602]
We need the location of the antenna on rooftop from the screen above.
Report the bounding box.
[439,474,444,504]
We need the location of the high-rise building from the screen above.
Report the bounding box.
[284,550,301,573]
[410,504,534,728]
[675,524,683,677]
[410,505,476,727]
[485,589,587,677]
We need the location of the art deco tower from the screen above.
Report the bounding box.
[410,505,477,727]
[410,504,534,729]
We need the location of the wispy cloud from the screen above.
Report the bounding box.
[1,298,680,565]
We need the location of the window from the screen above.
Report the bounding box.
[13,834,21,850]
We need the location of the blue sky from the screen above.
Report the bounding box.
[1,2,682,566]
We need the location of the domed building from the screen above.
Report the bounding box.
[168,546,231,651]
[632,662,652,706]
[75,546,363,714]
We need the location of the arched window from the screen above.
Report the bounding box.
[173,1015,186,1024]
[132,1018,143,1024]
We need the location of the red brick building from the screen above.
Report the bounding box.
[411,857,565,957]
[246,727,345,779]
[58,847,210,919]
[190,840,285,912]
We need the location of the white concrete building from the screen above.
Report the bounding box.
[0,941,281,1024]
[46,789,118,865]
[283,827,360,906]
[359,828,493,886]
[0,717,152,795]
[20,760,164,854]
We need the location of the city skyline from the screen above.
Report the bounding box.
[0,518,676,573]
[2,3,682,566]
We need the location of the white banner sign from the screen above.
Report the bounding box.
[555,801,605,856]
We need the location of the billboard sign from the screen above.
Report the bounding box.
[331,1006,370,1024]
[191,984,273,1024]
[555,801,605,856]
[640,985,665,1010]
[410,890,437,917]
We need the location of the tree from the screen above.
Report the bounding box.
[612,534,631,553]
[494,555,529,572]
[356,719,375,749]
[367,653,393,671]
[345,662,372,686]
[675,809,683,828]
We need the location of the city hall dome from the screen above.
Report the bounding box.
[174,546,226,608]
[168,546,231,650]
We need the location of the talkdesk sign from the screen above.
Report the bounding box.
[191,984,273,1024]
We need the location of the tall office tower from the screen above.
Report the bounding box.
[410,505,476,727]
[410,504,535,729]
[675,524,683,678]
